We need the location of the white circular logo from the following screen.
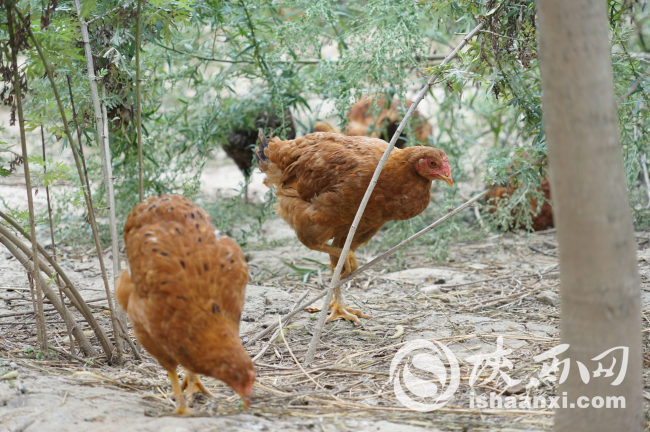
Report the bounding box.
[388,339,460,412]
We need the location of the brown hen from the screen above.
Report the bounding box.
[345,96,433,149]
[116,195,255,414]
[255,131,453,324]
[485,175,554,231]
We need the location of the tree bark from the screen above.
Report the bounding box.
[536,1,643,430]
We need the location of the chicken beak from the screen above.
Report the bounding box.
[440,174,454,187]
[242,395,251,409]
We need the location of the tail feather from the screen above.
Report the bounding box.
[255,129,269,166]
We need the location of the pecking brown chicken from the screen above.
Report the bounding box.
[345,96,433,149]
[255,131,453,324]
[116,195,255,414]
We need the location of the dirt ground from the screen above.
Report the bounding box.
[1,155,650,432]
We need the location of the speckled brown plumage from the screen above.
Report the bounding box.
[255,132,453,324]
[116,194,254,414]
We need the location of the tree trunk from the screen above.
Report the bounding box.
[536,1,643,431]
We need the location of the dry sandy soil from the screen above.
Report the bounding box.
[1,153,650,432]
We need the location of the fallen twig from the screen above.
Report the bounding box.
[278,317,327,392]
[251,290,310,361]
[0,215,113,356]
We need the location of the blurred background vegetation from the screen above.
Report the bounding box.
[0,0,649,262]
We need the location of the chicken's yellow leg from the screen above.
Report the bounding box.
[307,243,355,277]
[326,285,372,326]
[168,369,191,415]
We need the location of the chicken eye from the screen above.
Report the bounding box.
[429,161,436,167]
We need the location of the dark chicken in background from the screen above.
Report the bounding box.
[116,195,255,414]
[223,109,295,200]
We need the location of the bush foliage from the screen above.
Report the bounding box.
[0,0,648,252]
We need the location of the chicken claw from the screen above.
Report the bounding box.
[326,296,371,326]
[181,371,216,400]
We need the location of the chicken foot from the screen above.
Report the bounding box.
[181,371,216,400]
[326,286,372,326]
[307,243,370,324]
[168,368,191,415]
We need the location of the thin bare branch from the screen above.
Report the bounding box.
[14,6,121,363]
[72,1,125,360]
[86,4,124,25]
[135,0,144,202]
[40,127,57,263]
[153,42,449,65]
[0,234,96,357]
[618,63,650,103]
[40,125,73,357]
[304,19,487,366]
[6,3,47,356]
[65,75,92,193]
[101,82,125,331]
[250,184,496,346]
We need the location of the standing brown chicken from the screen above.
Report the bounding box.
[255,131,453,324]
[116,195,255,414]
